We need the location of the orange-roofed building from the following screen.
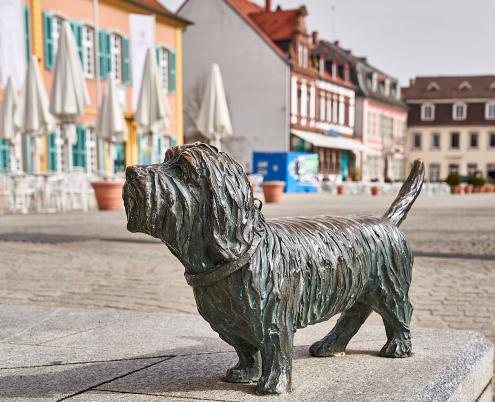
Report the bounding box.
[0,0,189,175]
[179,0,361,179]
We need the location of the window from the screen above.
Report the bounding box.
[297,44,308,68]
[43,12,64,69]
[51,15,64,58]
[319,93,326,122]
[485,102,495,120]
[467,163,477,177]
[412,133,421,149]
[469,133,478,149]
[110,33,123,82]
[448,164,459,175]
[431,133,440,149]
[490,133,495,148]
[452,102,467,121]
[156,47,169,93]
[318,57,325,75]
[450,132,460,149]
[429,164,440,182]
[487,164,495,180]
[420,103,435,121]
[81,25,95,78]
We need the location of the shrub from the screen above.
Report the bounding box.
[445,172,461,186]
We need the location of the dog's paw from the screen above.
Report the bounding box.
[379,338,412,358]
[309,339,346,357]
[225,366,260,383]
[256,375,291,395]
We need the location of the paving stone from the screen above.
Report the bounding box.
[0,357,168,401]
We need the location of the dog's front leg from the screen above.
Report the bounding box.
[256,324,294,395]
[218,333,261,383]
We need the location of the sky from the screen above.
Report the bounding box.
[161,0,495,85]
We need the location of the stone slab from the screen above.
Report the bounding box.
[0,304,492,401]
[0,357,169,401]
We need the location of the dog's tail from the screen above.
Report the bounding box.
[383,160,425,227]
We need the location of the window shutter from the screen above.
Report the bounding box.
[43,12,54,69]
[47,132,57,172]
[23,134,33,174]
[155,46,160,65]
[98,30,107,79]
[122,36,130,84]
[105,31,112,77]
[69,21,83,66]
[168,49,176,94]
[0,139,10,172]
[23,6,30,61]
[72,126,87,170]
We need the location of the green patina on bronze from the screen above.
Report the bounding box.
[123,142,425,395]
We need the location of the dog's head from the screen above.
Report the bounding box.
[123,142,260,272]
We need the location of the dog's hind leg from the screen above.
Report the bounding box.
[309,302,372,357]
[372,295,413,358]
[219,333,261,383]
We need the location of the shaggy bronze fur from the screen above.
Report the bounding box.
[123,143,424,395]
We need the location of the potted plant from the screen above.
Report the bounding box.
[91,177,125,210]
[262,181,285,203]
[465,177,474,194]
[371,185,380,196]
[445,172,462,194]
[336,184,345,195]
[471,176,485,193]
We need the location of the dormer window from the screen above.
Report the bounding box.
[421,103,435,121]
[297,44,308,68]
[319,57,325,75]
[452,102,467,121]
[426,81,440,91]
[485,102,495,120]
[458,81,472,91]
[371,72,378,92]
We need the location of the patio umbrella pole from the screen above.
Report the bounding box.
[213,132,221,151]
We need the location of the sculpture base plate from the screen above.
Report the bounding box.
[1,304,492,401]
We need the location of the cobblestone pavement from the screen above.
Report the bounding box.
[0,193,494,341]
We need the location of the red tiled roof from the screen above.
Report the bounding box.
[403,75,495,100]
[249,9,299,41]
[225,0,289,62]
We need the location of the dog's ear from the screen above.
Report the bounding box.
[200,146,259,260]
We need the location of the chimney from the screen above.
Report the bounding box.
[312,31,319,45]
[265,0,272,11]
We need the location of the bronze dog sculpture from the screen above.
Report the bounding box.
[123,142,424,395]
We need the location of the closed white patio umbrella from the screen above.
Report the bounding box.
[196,64,232,151]
[0,78,20,172]
[14,56,54,174]
[135,48,168,163]
[50,21,90,173]
[96,76,128,175]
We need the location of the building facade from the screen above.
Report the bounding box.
[0,0,188,174]
[317,41,408,181]
[403,76,495,182]
[179,0,360,177]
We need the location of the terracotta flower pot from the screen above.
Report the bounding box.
[262,181,285,203]
[337,185,345,195]
[450,185,462,194]
[91,181,124,210]
[371,186,380,196]
[474,185,483,193]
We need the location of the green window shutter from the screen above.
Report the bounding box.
[0,139,10,172]
[156,136,162,162]
[23,6,30,61]
[155,46,160,65]
[170,136,177,147]
[23,134,33,174]
[114,143,125,172]
[72,126,87,171]
[105,31,112,77]
[69,21,83,66]
[122,37,130,84]
[43,12,54,69]
[47,132,57,172]
[98,30,107,79]
[168,49,176,94]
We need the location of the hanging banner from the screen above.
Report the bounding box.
[129,14,155,110]
[0,0,26,89]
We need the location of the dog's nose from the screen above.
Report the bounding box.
[126,165,140,181]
